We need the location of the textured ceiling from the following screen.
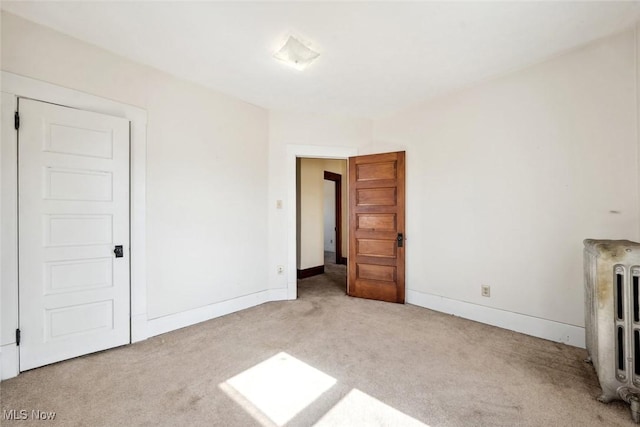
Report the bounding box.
[3,1,640,118]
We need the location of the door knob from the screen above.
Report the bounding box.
[397,233,404,248]
[114,245,124,258]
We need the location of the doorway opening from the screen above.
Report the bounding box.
[296,158,348,297]
[323,171,345,266]
[285,145,356,300]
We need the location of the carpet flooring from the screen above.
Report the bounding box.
[0,254,635,426]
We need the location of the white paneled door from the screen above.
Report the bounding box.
[18,98,130,371]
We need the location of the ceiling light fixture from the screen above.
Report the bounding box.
[273,35,320,71]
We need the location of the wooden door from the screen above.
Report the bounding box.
[18,98,130,370]
[348,151,405,303]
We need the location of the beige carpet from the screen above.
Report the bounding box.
[0,255,635,426]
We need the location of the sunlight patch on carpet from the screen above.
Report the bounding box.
[220,352,337,426]
[314,388,429,427]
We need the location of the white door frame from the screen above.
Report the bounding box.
[285,145,357,300]
[1,72,148,379]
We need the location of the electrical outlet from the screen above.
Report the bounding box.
[276,200,283,209]
[277,265,285,274]
[481,285,491,297]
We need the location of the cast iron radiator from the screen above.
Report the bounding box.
[584,239,640,422]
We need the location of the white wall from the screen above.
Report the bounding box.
[267,111,372,288]
[298,159,325,269]
[0,12,269,326]
[297,158,347,269]
[324,180,335,252]
[373,29,639,330]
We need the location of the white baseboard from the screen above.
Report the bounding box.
[287,282,297,300]
[269,288,289,302]
[146,288,289,338]
[131,313,149,343]
[406,289,586,348]
[1,343,19,380]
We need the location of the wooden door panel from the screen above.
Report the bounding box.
[349,151,405,303]
[357,239,397,258]
[357,264,396,282]
[356,161,397,181]
[356,213,397,232]
[356,188,397,206]
[356,256,397,266]
[351,280,398,302]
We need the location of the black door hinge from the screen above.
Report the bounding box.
[16,329,20,346]
[14,111,20,130]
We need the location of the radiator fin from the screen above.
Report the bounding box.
[618,326,626,373]
[634,275,639,324]
[617,271,625,321]
[635,330,640,377]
